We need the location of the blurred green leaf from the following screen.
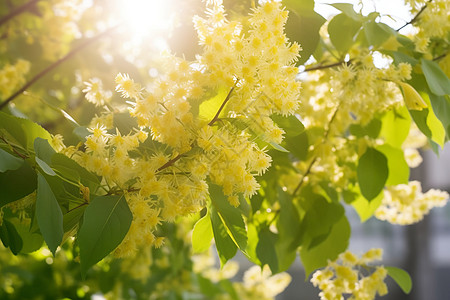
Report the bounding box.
[0,161,37,208]
[328,13,362,54]
[256,226,279,273]
[380,106,411,148]
[0,219,23,255]
[357,147,388,201]
[300,215,350,277]
[376,144,409,186]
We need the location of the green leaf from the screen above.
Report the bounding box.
[349,118,381,138]
[421,59,450,96]
[78,195,132,276]
[0,161,37,208]
[300,216,350,277]
[36,173,64,255]
[277,189,302,250]
[409,92,445,147]
[285,9,325,65]
[429,94,450,139]
[0,112,51,152]
[357,147,388,201]
[386,266,412,294]
[35,157,57,176]
[328,13,362,53]
[284,131,309,161]
[192,211,213,253]
[271,114,304,137]
[256,226,279,273]
[10,217,44,253]
[0,219,23,255]
[376,144,409,186]
[364,21,393,47]
[0,148,23,172]
[73,126,90,141]
[113,112,139,135]
[210,206,237,266]
[300,196,345,249]
[351,185,383,222]
[269,141,289,152]
[380,106,411,148]
[199,87,229,122]
[329,3,361,21]
[51,153,100,192]
[284,0,314,11]
[34,137,56,164]
[209,184,247,251]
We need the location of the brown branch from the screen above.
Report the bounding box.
[0,0,40,27]
[0,136,28,159]
[291,105,340,197]
[208,86,235,126]
[0,25,119,110]
[157,85,236,172]
[302,60,349,73]
[156,154,183,172]
[292,157,317,197]
[397,0,432,31]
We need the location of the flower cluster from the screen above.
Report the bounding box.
[311,249,388,300]
[72,0,301,257]
[376,181,449,225]
[406,0,450,53]
[0,59,30,100]
[234,265,291,300]
[82,78,112,107]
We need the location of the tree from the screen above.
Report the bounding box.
[0,0,449,299]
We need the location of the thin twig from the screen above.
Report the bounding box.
[396,0,432,31]
[292,105,340,197]
[157,85,236,172]
[0,0,40,27]
[208,85,235,126]
[0,25,119,110]
[302,60,349,73]
[0,136,28,159]
[292,157,317,197]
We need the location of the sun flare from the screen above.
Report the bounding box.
[116,0,173,39]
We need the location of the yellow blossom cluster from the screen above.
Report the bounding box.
[194,0,301,143]
[402,123,428,168]
[330,60,411,124]
[406,0,450,53]
[375,180,449,225]
[233,265,291,300]
[82,78,112,107]
[311,249,388,300]
[68,0,301,257]
[1,0,85,60]
[0,59,30,100]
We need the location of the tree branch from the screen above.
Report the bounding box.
[0,25,119,110]
[396,0,432,31]
[0,0,40,27]
[156,84,236,172]
[208,85,235,126]
[302,60,349,73]
[292,105,340,197]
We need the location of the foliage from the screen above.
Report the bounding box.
[0,0,449,299]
